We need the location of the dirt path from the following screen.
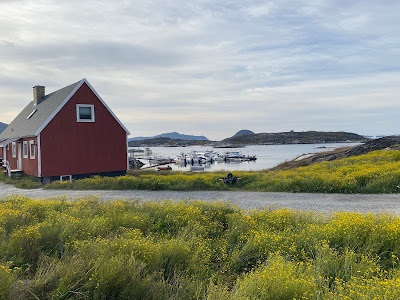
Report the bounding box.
[1,182,400,213]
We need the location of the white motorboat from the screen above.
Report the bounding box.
[190,165,205,171]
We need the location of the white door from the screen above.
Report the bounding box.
[17,142,22,169]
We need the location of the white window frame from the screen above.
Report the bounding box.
[29,140,35,159]
[23,141,28,158]
[76,104,95,122]
[60,175,72,182]
[12,142,16,158]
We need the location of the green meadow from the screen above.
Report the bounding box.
[0,196,400,299]
[44,150,400,193]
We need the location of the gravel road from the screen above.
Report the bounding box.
[1,182,400,214]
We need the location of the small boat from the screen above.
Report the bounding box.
[226,157,241,162]
[214,156,225,162]
[149,156,174,165]
[214,144,242,148]
[168,150,256,168]
[158,165,172,171]
[144,147,153,157]
[225,151,245,159]
[175,153,190,165]
[129,148,144,153]
[190,165,205,171]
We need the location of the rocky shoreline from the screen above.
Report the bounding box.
[272,135,400,171]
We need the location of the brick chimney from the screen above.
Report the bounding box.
[33,85,45,106]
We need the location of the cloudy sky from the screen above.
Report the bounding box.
[0,0,399,140]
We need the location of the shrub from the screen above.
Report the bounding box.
[232,255,319,300]
[0,262,16,299]
[0,196,400,298]
[43,150,400,193]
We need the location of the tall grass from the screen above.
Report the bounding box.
[0,196,400,299]
[0,173,42,189]
[46,150,400,193]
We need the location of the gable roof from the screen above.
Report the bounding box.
[0,78,130,140]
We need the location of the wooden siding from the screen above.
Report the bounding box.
[2,137,38,176]
[40,83,127,178]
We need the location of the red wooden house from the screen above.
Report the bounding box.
[0,79,130,183]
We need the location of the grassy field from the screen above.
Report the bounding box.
[44,150,400,193]
[0,174,42,189]
[0,196,399,299]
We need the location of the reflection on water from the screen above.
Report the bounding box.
[130,143,362,172]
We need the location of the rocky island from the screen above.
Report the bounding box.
[128,130,367,147]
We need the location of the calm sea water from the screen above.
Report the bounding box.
[131,143,362,172]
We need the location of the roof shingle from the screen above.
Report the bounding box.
[0,80,81,140]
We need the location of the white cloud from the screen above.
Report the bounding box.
[338,14,369,31]
[0,0,399,140]
[245,2,276,17]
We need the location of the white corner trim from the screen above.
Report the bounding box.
[126,133,129,171]
[35,79,86,136]
[38,134,41,177]
[34,78,130,136]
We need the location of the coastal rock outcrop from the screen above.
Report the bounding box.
[274,135,400,171]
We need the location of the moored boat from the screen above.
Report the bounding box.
[158,165,172,171]
[190,165,205,171]
[149,156,174,165]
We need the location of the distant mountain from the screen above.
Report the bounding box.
[128,137,210,147]
[233,129,255,137]
[218,131,367,146]
[0,122,7,134]
[129,132,209,142]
